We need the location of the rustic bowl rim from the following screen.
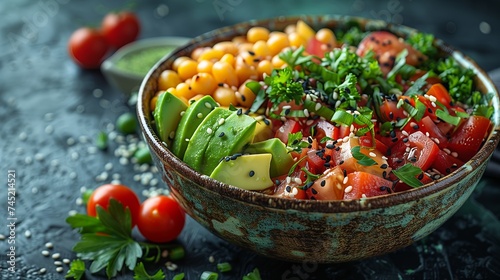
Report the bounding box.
[137,14,500,213]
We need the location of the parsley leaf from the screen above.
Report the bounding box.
[133,262,165,280]
[351,146,377,166]
[65,259,86,280]
[287,131,309,153]
[406,32,438,58]
[266,68,304,106]
[392,164,424,188]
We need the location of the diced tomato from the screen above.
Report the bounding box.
[274,119,302,144]
[436,120,455,136]
[431,149,464,175]
[388,131,440,171]
[306,37,331,58]
[305,166,345,200]
[334,137,391,178]
[343,171,394,200]
[447,115,491,162]
[393,172,433,192]
[306,148,327,174]
[419,116,449,148]
[312,119,338,142]
[272,171,307,199]
[379,99,407,122]
[359,135,389,155]
[426,83,453,108]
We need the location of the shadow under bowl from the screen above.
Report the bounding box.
[137,15,500,263]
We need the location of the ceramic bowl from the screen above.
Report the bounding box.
[137,15,500,263]
[101,37,190,94]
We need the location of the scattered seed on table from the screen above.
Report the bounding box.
[25,230,32,238]
[41,250,50,256]
[63,258,71,264]
[39,268,47,274]
[0,234,5,240]
[45,242,53,249]
[56,267,64,273]
[54,261,63,266]
[52,253,60,259]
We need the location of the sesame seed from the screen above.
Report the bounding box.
[63,258,71,264]
[218,118,225,125]
[294,177,303,185]
[54,261,63,266]
[204,102,213,109]
[206,128,213,134]
[291,187,298,195]
[451,152,458,158]
[401,130,409,136]
[166,261,178,271]
[39,268,47,274]
[315,103,322,111]
[343,176,348,184]
[56,267,64,273]
[369,152,377,157]
[25,230,32,238]
[52,253,61,259]
[197,113,203,118]
[42,250,50,256]
[237,108,243,115]
[443,148,451,154]
[303,109,310,117]
[249,170,255,177]
[320,180,326,187]
[344,186,353,193]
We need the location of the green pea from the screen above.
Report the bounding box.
[134,146,152,164]
[116,112,137,134]
[95,131,108,150]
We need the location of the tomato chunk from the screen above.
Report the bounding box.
[305,166,345,200]
[389,131,440,171]
[431,149,464,176]
[343,171,393,200]
[447,115,491,162]
[275,119,302,144]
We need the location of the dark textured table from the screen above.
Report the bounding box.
[1,0,500,279]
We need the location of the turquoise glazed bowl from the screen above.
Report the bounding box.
[137,15,500,262]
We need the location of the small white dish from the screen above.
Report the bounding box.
[101,36,191,94]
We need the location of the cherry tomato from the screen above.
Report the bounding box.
[137,195,186,243]
[102,11,140,49]
[68,27,109,69]
[388,131,440,171]
[87,184,141,226]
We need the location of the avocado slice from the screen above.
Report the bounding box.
[252,118,274,143]
[210,153,274,191]
[244,138,295,178]
[171,95,219,159]
[153,91,187,147]
[183,107,233,172]
[201,111,257,175]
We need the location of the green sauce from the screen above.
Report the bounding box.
[116,46,175,76]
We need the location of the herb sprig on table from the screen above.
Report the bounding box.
[65,199,183,279]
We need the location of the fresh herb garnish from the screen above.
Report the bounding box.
[287,131,309,153]
[351,146,377,166]
[65,259,86,280]
[265,68,304,106]
[392,163,424,188]
[66,199,184,278]
[406,32,438,58]
[133,262,165,280]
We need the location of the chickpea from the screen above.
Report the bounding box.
[288,32,307,48]
[190,72,217,95]
[175,82,196,100]
[177,59,198,80]
[235,60,258,83]
[213,41,239,56]
[158,70,182,90]
[247,26,270,43]
[172,56,191,72]
[219,53,235,66]
[271,54,286,69]
[237,42,254,54]
[237,79,257,107]
[212,61,239,87]
[197,60,214,73]
[257,60,272,79]
[252,40,271,58]
[267,32,290,56]
[191,47,209,61]
[197,48,225,62]
[213,86,238,107]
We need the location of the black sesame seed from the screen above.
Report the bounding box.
[237,108,242,115]
[285,185,292,192]
[339,160,344,165]
[324,162,331,168]
[402,138,409,143]
[248,50,255,56]
[284,108,291,115]
[219,132,225,137]
[275,179,281,185]
[218,83,224,87]
[343,169,347,177]
[382,171,387,178]
[428,108,433,114]
[263,119,270,125]
[417,173,424,180]
[249,170,255,177]
[445,168,451,174]
[412,124,419,130]
[389,111,394,120]
[326,143,335,149]
[305,181,314,189]
[380,164,388,169]
[311,188,318,195]
[320,180,326,187]
[225,156,231,162]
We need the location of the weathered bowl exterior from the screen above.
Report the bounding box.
[137,15,500,263]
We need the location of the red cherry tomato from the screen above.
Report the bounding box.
[137,195,186,243]
[102,11,140,49]
[68,27,109,69]
[87,184,141,227]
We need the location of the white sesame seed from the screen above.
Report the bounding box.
[344,186,353,193]
[19,131,28,141]
[119,157,129,165]
[104,162,113,170]
[361,194,367,198]
[165,261,178,271]
[315,103,322,111]
[34,153,45,161]
[39,268,47,274]
[45,125,54,134]
[52,253,61,259]
[208,255,215,263]
[206,128,213,134]
[443,148,451,154]
[294,177,303,185]
[32,187,38,194]
[286,176,291,184]
[24,156,33,164]
[205,102,213,109]
[292,187,299,195]
[282,105,291,110]
[428,95,437,102]
[369,152,377,158]
[56,267,64,273]
[426,132,430,137]
[451,152,458,158]
[42,250,50,256]
[54,261,63,266]
[63,258,71,264]
[68,210,78,216]
[197,113,203,118]
[431,102,436,107]
[180,111,185,116]
[169,131,175,139]
[401,130,409,136]
[306,119,314,126]
[45,242,53,249]
[75,198,83,205]
[0,234,5,240]
[303,109,310,117]
[25,230,32,238]
[343,176,348,185]
[342,136,350,143]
